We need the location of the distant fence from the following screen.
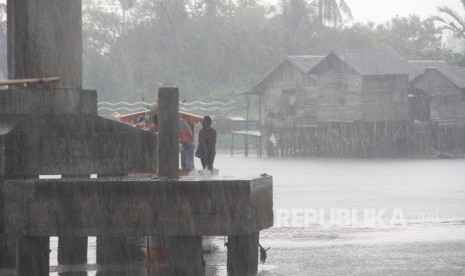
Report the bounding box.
[97,100,236,118]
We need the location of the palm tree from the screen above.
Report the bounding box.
[118,0,136,33]
[433,1,465,39]
[119,0,136,10]
[317,0,353,28]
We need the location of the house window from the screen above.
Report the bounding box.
[282,90,296,116]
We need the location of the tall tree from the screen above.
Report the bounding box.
[317,0,352,28]
[281,0,311,32]
[433,0,465,39]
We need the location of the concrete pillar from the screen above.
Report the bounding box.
[227,232,259,275]
[58,236,88,265]
[7,0,82,89]
[16,236,50,276]
[158,87,204,275]
[168,235,204,276]
[96,236,128,264]
[0,146,16,268]
[158,86,179,178]
[0,234,16,268]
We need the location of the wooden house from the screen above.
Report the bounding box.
[244,50,459,156]
[301,50,415,156]
[246,55,324,129]
[308,50,411,123]
[411,67,465,127]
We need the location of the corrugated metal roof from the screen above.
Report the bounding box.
[435,67,465,89]
[246,55,324,95]
[408,60,449,79]
[333,50,412,76]
[287,55,325,73]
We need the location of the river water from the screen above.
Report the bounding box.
[49,154,465,275]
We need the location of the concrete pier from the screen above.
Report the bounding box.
[16,236,50,276]
[3,176,272,274]
[96,236,128,264]
[1,0,274,274]
[227,233,259,275]
[168,235,204,275]
[58,236,88,265]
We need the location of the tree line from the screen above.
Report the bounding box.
[0,1,463,103]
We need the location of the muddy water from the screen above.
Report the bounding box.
[48,155,465,275]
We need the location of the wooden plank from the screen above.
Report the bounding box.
[0,76,60,86]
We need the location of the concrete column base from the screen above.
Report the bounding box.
[96,236,128,264]
[227,232,259,275]
[168,235,204,276]
[0,234,16,268]
[58,236,88,264]
[16,236,49,276]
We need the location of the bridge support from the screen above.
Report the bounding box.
[0,234,16,268]
[96,236,128,264]
[58,236,88,265]
[16,236,49,276]
[168,235,204,276]
[227,232,259,275]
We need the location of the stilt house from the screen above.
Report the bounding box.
[246,55,324,129]
[308,50,411,123]
[411,67,465,127]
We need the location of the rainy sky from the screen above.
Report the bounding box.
[262,0,464,23]
[0,0,463,23]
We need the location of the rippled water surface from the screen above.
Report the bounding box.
[47,155,465,275]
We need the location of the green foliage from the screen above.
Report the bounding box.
[81,0,457,103]
[433,4,465,39]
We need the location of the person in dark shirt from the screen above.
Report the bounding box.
[195,116,216,171]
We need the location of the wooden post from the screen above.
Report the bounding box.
[244,134,249,157]
[245,96,249,157]
[227,232,259,275]
[16,236,49,276]
[231,133,234,157]
[256,136,259,156]
[158,86,179,178]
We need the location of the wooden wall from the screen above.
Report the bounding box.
[315,71,363,122]
[361,75,409,122]
[260,60,318,129]
[413,70,465,127]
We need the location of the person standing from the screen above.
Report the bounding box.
[179,117,195,172]
[195,116,216,171]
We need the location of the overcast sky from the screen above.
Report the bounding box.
[261,0,464,24]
